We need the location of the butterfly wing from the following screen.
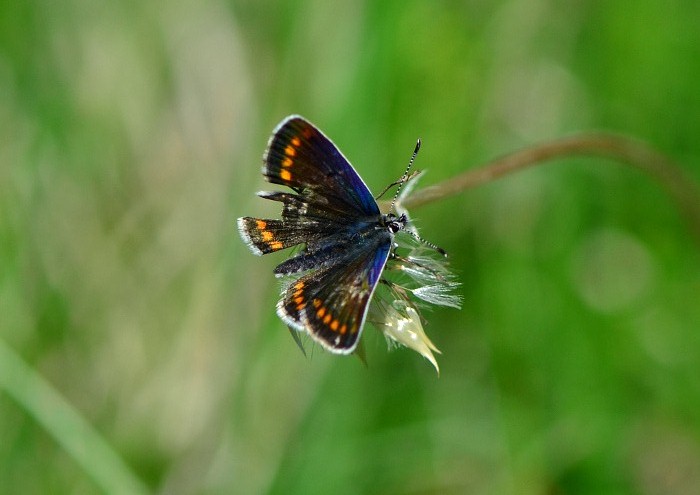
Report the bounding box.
[277,231,392,354]
[238,191,369,256]
[263,115,380,217]
[237,216,314,255]
[239,116,381,257]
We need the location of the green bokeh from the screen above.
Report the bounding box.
[1,1,699,493]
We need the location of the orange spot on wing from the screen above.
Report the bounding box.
[340,325,347,335]
[280,169,292,181]
[255,220,267,229]
[282,157,293,167]
[330,320,339,331]
[312,299,321,308]
[284,145,296,157]
[262,231,273,241]
[294,296,304,304]
[290,137,301,147]
[270,241,283,250]
[317,307,325,318]
[323,314,331,325]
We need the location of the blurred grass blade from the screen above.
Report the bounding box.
[0,339,149,495]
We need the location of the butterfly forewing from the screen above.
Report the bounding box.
[263,116,380,217]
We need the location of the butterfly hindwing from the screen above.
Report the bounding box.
[278,232,392,353]
[237,217,311,255]
[263,116,380,217]
[241,187,369,258]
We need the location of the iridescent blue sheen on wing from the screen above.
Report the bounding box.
[367,238,391,287]
[263,116,380,217]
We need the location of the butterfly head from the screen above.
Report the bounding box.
[383,212,408,234]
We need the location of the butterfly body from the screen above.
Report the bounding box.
[238,115,409,353]
[273,217,399,277]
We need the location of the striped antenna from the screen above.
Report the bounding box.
[403,228,447,257]
[389,138,421,213]
[383,138,447,256]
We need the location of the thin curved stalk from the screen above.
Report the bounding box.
[0,339,149,495]
[402,133,700,243]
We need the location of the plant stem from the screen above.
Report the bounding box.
[0,339,149,495]
[401,133,700,243]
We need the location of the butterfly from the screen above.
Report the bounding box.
[238,115,442,354]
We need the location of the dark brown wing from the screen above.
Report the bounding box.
[262,115,380,217]
[277,231,392,354]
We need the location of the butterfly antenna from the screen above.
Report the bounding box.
[389,138,421,213]
[403,228,448,257]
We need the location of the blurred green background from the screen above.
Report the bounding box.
[1,0,700,493]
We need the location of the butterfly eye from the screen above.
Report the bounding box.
[388,221,402,233]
